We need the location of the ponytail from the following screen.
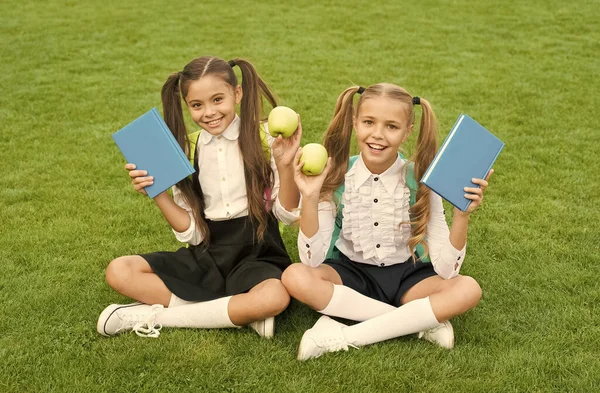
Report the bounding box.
[406,97,437,261]
[161,70,210,246]
[320,86,362,202]
[229,58,278,242]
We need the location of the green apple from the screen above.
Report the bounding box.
[300,143,328,176]
[267,106,298,138]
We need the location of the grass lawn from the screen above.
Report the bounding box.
[1,0,599,391]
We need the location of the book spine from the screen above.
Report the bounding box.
[422,114,465,183]
[151,108,194,174]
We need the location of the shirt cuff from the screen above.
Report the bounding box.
[437,241,466,279]
[298,229,326,267]
[172,215,201,246]
[272,196,300,226]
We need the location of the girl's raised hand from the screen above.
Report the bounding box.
[271,114,303,168]
[125,163,153,196]
[461,169,494,215]
[292,147,332,200]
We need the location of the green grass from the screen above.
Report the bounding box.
[1,0,599,391]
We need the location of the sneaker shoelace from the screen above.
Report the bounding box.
[131,304,164,338]
[419,323,444,339]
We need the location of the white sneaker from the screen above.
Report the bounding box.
[97,303,164,338]
[297,315,353,361]
[418,320,454,349]
[249,317,275,338]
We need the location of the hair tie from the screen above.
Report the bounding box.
[412,96,421,105]
[228,59,236,67]
[357,86,365,95]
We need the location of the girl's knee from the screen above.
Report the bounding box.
[105,256,134,290]
[458,275,482,308]
[258,279,290,315]
[281,263,313,294]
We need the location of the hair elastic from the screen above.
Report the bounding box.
[412,96,421,105]
[228,59,237,67]
[357,86,365,94]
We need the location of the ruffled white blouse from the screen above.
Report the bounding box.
[297,154,466,279]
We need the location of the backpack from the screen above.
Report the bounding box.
[326,154,430,262]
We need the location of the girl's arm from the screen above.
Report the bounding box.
[427,171,493,279]
[267,118,302,224]
[126,163,202,245]
[293,149,335,267]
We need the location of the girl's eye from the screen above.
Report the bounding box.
[364,120,373,125]
[388,124,398,130]
[215,97,223,103]
[192,103,201,108]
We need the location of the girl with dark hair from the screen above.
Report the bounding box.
[97,56,301,339]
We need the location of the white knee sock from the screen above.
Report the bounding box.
[319,285,396,321]
[342,297,439,347]
[168,293,195,308]
[155,296,238,329]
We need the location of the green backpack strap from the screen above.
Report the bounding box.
[326,156,359,260]
[326,154,430,262]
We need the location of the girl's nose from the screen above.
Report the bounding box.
[372,125,384,139]
[205,105,217,117]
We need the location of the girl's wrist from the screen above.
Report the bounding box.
[453,207,471,219]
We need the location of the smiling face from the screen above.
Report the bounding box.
[184,74,242,136]
[354,96,413,174]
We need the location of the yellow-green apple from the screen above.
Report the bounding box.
[267,106,298,138]
[300,143,328,176]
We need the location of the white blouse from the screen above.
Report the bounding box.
[171,115,298,246]
[297,154,466,279]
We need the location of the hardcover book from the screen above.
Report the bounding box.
[421,114,504,211]
[112,108,195,198]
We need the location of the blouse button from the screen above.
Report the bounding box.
[374,177,379,181]
[374,198,378,203]
[376,244,380,248]
[306,244,310,248]
[374,222,379,226]
[380,263,385,267]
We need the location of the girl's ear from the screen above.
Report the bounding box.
[235,85,243,104]
[402,124,414,143]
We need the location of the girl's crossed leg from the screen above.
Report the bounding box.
[98,255,290,338]
[281,262,481,360]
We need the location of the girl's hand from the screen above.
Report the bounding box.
[293,147,332,200]
[271,114,302,168]
[459,169,494,215]
[125,163,153,196]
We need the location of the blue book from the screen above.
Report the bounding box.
[112,108,195,199]
[421,114,504,211]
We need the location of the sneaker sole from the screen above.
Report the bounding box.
[263,317,275,339]
[96,303,141,337]
[297,329,314,361]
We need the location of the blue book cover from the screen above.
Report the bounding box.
[112,108,195,199]
[421,114,504,211]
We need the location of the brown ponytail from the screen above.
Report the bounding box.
[320,86,362,202]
